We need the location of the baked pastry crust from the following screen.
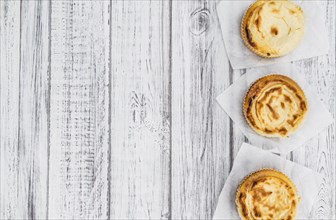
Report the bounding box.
[243,74,308,138]
[236,169,299,220]
[241,0,305,57]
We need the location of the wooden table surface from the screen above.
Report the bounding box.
[0,0,335,219]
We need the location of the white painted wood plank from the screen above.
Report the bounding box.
[49,1,111,219]
[291,1,335,218]
[0,1,21,218]
[171,1,231,218]
[0,1,50,219]
[110,0,171,219]
[17,1,50,219]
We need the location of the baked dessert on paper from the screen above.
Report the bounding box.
[236,169,299,220]
[241,0,305,58]
[243,74,308,138]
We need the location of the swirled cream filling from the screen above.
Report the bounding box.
[245,0,304,56]
[242,176,297,220]
[251,82,305,136]
[245,75,307,138]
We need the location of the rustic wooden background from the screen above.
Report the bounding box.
[0,0,335,219]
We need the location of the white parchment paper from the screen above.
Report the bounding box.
[216,64,333,154]
[217,0,329,69]
[212,143,323,220]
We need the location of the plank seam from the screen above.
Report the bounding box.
[168,0,173,219]
[108,0,112,218]
[46,0,52,218]
[17,1,23,212]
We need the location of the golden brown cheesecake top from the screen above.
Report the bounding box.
[243,74,308,138]
[242,0,305,57]
[236,169,299,220]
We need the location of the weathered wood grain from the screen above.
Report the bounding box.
[48,1,111,219]
[17,1,50,219]
[291,1,336,219]
[171,1,231,218]
[0,1,50,219]
[110,0,171,219]
[0,1,21,218]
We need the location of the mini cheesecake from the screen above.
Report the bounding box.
[236,169,299,220]
[241,0,305,57]
[243,74,308,138]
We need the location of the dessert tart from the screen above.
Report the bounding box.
[241,0,305,58]
[243,74,308,138]
[236,169,299,220]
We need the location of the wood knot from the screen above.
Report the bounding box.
[189,8,210,36]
